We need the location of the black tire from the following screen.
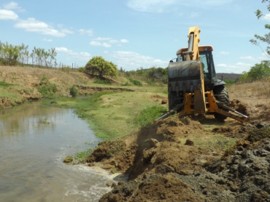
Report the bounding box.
[213,85,230,122]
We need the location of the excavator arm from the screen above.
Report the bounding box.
[166,26,248,123]
[183,26,201,61]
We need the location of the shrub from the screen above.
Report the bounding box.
[85,56,118,78]
[38,76,57,98]
[69,85,78,97]
[94,78,112,85]
[129,78,142,86]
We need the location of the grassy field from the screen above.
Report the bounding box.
[55,88,167,139]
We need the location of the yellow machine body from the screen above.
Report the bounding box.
[166,26,248,122]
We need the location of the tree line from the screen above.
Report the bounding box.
[0,41,57,67]
[240,61,270,82]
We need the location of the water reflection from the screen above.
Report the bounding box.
[0,102,112,202]
[0,103,63,137]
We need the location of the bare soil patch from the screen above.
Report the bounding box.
[87,98,270,201]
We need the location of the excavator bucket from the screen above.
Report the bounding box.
[168,60,206,114]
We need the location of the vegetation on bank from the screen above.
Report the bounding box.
[55,89,167,139]
[239,61,270,82]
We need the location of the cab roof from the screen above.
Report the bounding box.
[176,45,213,55]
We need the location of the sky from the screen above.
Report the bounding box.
[0,0,269,73]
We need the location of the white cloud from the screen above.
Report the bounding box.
[127,0,232,13]
[0,9,18,20]
[239,56,256,61]
[56,47,91,63]
[3,2,24,12]
[216,62,251,73]
[263,13,270,21]
[111,51,168,70]
[220,51,230,55]
[127,0,176,13]
[15,18,73,37]
[216,52,270,73]
[43,38,53,42]
[199,0,233,6]
[90,37,129,48]
[79,29,93,36]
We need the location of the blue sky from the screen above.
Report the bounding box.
[0,0,269,73]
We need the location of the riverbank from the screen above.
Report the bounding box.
[87,103,270,201]
[0,65,85,107]
[0,65,168,140]
[76,78,270,201]
[3,65,270,201]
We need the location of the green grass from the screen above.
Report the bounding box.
[55,90,167,139]
[38,77,57,98]
[0,82,23,106]
[134,105,166,127]
[0,81,13,88]
[74,148,93,163]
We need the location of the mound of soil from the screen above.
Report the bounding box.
[230,99,249,116]
[87,112,270,202]
[206,126,270,201]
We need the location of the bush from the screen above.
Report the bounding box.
[240,62,270,82]
[129,78,142,86]
[94,78,112,85]
[85,56,118,78]
[69,85,78,97]
[38,77,57,98]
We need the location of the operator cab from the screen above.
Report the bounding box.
[176,45,217,89]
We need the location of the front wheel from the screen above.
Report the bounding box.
[213,85,230,122]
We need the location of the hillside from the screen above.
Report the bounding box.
[0,65,138,108]
[0,66,86,106]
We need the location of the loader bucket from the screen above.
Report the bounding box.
[168,60,206,113]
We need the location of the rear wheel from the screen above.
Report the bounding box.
[213,85,230,122]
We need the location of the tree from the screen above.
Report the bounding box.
[0,42,21,65]
[239,61,270,82]
[85,56,118,78]
[251,0,270,54]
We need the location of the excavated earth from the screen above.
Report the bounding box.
[87,99,270,202]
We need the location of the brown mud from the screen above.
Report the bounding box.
[87,100,270,202]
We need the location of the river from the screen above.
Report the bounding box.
[0,102,113,202]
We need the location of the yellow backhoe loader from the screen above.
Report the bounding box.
[162,26,248,122]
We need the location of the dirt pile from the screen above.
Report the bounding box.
[230,99,249,116]
[86,140,137,172]
[206,126,270,201]
[87,110,270,202]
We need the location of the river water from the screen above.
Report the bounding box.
[0,103,113,202]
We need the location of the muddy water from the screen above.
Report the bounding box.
[0,103,113,202]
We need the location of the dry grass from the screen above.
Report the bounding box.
[228,78,270,107]
[0,65,91,96]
